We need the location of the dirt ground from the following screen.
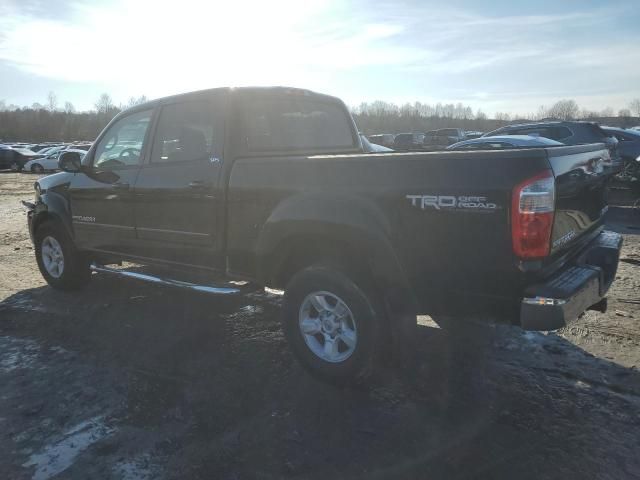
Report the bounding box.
[1,171,639,480]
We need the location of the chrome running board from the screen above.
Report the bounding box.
[90,264,241,295]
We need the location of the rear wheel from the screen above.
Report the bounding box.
[283,265,382,384]
[35,221,91,291]
[30,163,44,173]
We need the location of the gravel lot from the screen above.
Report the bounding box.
[1,171,639,480]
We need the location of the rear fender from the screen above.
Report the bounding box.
[256,193,417,313]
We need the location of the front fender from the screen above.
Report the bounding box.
[30,190,74,240]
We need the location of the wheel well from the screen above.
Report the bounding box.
[269,235,372,290]
[32,212,67,239]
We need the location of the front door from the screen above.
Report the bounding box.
[69,108,153,254]
[132,95,226,269]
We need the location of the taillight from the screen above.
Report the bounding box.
[512,171,555,259]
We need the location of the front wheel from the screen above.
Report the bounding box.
[35,221,91,291]
[283,265,382,384]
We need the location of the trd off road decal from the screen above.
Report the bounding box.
[406,194,501,213]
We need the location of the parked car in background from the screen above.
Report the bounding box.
[602,127,640,160]
[360,134,393,153]
[424,128,467,148]
[0,147,14,170]
[66,143,92,151]
[448,135,564,150]
[465,131,484,139]
[23,149,87,173]
[393,132,425,150]
[484,121,622,170]
[602,127,640,176]
[368,134,395,148]
[1,148,43,171]
[29,143,62,152]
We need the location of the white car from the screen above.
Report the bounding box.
[447,135,564,150]
[23,149,86,173]
[360,134,393,153]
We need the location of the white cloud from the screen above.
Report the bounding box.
[0,0,638,114]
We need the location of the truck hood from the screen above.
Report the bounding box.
[36,171,73,193]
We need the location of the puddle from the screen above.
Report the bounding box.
[113,455,155,480]
[22,416,115,480]
[0,336,39,372]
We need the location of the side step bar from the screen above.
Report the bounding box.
[90,264,241,295]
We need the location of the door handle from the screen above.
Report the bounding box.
[188,181,210,189]
[111,182,130,190]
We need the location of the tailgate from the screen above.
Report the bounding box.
[547,144,612,256]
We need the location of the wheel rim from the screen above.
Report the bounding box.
[10,162,18,171]
[299,291,357,363]
[33,164,43,173]
[41,235,65,278]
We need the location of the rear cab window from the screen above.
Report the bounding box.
[238,94,358,154]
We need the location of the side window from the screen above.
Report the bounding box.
[151,100,221,164]
[548,127,573,141]
[242,97,356,152]
[94,110,152,169]
[521,128,547,138]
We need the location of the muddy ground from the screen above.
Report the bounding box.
[1,171,639,480]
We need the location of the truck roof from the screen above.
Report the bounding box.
[124,86,342,114]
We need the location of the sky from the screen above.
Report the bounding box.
[0,0,638,116]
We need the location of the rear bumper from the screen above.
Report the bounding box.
[520,230,622,331]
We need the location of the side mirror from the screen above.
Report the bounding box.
[58,151,83,173]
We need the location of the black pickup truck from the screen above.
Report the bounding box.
[24,87,622,382]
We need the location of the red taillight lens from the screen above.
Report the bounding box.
[512,171,555,259]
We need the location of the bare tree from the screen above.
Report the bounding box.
[618,108,631,118]
[95,93,115,114]
[599,107,614,117]
[47,91,58,112]
[126,95,148,108]
[64,101,75,114]
[547,99,579,120]
[0,99,5,112]
[629,99,640,117]
[495,112,511,121]
[32,102,44,110]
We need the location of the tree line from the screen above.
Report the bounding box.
[353,98,640,135]
[1,91,639,142]
[0,92,146,142]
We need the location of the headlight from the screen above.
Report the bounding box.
[34,182,41,199]
[636,155,640,162]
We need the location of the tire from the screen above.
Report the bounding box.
[34,220,91,291]
[10,161,21,172]
[282,265,382,384]
[30,163,44,173]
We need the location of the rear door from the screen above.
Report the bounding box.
[132,93,227,269]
